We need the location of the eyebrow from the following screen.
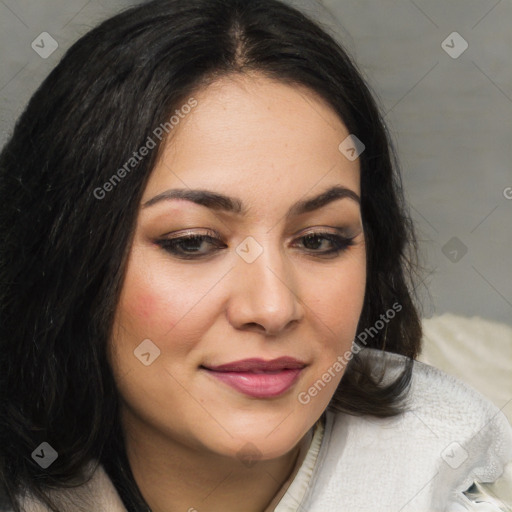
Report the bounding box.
[142,185,360,218]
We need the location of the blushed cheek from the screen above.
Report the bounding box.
[132,291,181,337]
[117,251,178,335]
[133,292,158,321]
[116,283,175,338]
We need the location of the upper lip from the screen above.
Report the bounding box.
[202,357,306,372]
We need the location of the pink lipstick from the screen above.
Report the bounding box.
[201,357,305,398]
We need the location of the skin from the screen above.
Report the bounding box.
[110,72,367,512]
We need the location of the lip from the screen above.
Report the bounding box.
[203,357,306,372]
[201,357,306,398]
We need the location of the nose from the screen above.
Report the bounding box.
[227,241,304,336]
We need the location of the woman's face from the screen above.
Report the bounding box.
[110,73,366,461]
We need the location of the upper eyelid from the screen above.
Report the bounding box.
[159,230,359,252]
[157,231,356,251]
[162,226,358,240]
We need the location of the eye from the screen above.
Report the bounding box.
[155,229,357,260]
[293,231,356,258]
[155,229,225,259]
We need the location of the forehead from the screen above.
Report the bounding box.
[142,73,361,210]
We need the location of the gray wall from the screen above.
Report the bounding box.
[1,0,511,325]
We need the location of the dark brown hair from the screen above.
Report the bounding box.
[0,0,423,510]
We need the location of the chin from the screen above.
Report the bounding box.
[198,414,311,462]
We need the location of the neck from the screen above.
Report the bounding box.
[121,410,314,512]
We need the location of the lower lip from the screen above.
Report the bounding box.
[203,368,303,398]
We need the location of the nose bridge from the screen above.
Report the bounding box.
[230,234,302,334]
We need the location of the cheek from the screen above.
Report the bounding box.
[134,292,158,321]
[113,249,220,357]
[115,246,185,336]
[297,263,365,412]
[116,282,177,336]
[313,260,366,344]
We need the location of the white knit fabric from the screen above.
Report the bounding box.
[16,348,512,512]
[279,349,512,511]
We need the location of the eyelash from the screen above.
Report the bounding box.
[155,229,356,260]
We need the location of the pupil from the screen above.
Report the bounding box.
[305,235,322,249]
